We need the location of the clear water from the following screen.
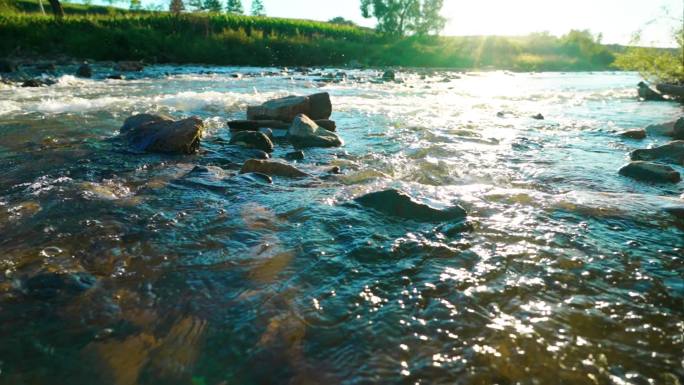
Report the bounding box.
[0,66,682,385]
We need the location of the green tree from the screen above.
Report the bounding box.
[250,0,264,16]
[169,0,185,14]
[328,16,356,26]
[225,0,242,13]
[203,0,222,12]
[360,0,446,36]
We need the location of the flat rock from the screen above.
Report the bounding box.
[619,129,646,140]
[630,141,684,165]
[239,159,309,178]
[247,92,332,121]
[288,114,343,148]
[123,116,203,154]
[355,189,467,222]
[618,161,681,183]
[229,131,274,152]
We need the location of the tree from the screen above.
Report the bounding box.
[360,0,446,36]
[187,0,202,11]
[47,0,64,17]
[203,0,222,12]
[250,0,264,16]
[328,16,356,26]
[225,0,242,13]
[169,0,185,14]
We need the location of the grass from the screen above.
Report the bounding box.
[0,0,619,71]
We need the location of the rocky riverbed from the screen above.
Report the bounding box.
[0,61,682,385]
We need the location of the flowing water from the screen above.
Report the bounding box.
[0,66,682,385]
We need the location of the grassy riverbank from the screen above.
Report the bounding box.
[1,1,618,70]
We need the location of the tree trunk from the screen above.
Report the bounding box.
[38,0,46,15]
[47,0,64,17]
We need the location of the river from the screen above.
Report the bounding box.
[0,66,682,385]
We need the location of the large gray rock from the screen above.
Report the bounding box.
[618,161,681,183]
[288,114,343,148]
[638,82,665,101]
[229,131,274,152]
[630,141,684,165]
[122,115,203,154]
[355,189,467,222]
[673,117,684,140]
[239,159,309,178]
[247,92,332,121]
[656,83,684,99]
[120,113,173,134]
[645,121,675,137]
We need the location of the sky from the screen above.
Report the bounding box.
[252,0,683,47]
[115,0,683,47]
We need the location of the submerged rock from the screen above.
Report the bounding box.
[115,61,145,72]
[76,63,92,78]
[619,128,646,140]
[355,189,467,222]
[21,78,54,87]
[288,114,343,148]
[122,114,203,154]
[618,161,681,183]
[638,81,666,101]
[229,131,274,153]
[25,272,97,300]
[239,159,309,178]
[531,113,545,120]
[664,206,684,219]
[285,150,305,161]
[630,141,684,165]
[246,92,332,121]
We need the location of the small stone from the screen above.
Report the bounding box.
[285,150,305,161]
[288,114,343,148]
[229,131,274,153]
[619,129,646,140]
[531,113,544,120]
[382,70,395,81]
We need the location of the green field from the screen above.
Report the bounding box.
[1,0,619,70]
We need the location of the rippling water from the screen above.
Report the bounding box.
[0,66,682,385]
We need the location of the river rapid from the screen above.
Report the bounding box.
[0,65,682,385]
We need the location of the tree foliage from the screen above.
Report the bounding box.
[203,0,221,13]
[225,0,242,14]
[328,16,355,26]
[360,0,445,36]
[169,0,184,13]
[615,28,684,84]
[250,0,264,16]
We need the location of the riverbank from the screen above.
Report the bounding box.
[0,10,618,70]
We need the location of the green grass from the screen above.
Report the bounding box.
[0,1,619,70]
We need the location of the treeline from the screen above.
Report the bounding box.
[0,2,617,70]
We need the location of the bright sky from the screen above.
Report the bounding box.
[254,0,683,47]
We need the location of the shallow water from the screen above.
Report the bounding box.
[0,66,682,385]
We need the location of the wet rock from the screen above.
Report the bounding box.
[315,119,337,131]
[630,141,684,165]
[123,115,203,154]
[645,121,675,137]
[240,159,309,178]
[120,113,173,134]
[229,131,274,152]
[288,114,343,148]
[25,272,97,299]
[0,59,17,73]
[638,81,665,101]
[618,161,681,183]
[328,166,341,174]
[236,172,273,184]
[673,117,684,140]
[382,70,395,81]
[285,150,305,161]
[115,61,145,72]
[531,113,544,120]
[227,120,289,131]
[21,78,52,87]
[76,63,93,78]
[619,128,646,140]
[107,74,124,80]
[664,206,684,219]
[258,127,274,140]
[656,83,684,100]
[355,189,467,222]
[247,92,332,121]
